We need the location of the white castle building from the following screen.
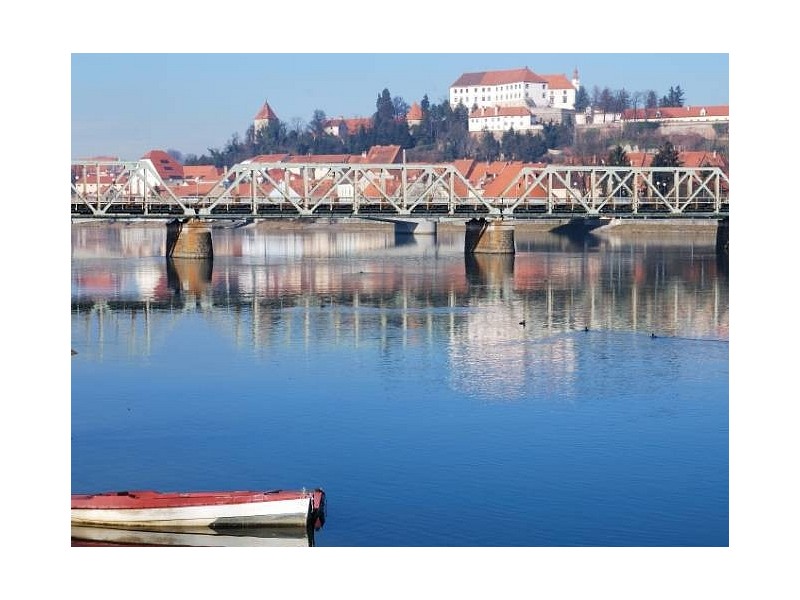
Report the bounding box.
[449,67,580,134]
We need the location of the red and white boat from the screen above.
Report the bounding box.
[71,488,325,530]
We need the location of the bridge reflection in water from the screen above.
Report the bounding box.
[72,228,729,369]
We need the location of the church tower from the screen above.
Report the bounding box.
[571,68,581,91]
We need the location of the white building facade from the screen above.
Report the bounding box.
[450,67,549,111]
[468,106,543,134]
[450,67,579,134]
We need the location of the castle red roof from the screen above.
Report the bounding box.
[254,101,278,121]
[470,106,533,118]
[451,67,547,87]
[541,74,575,90]
[407,102,423,121]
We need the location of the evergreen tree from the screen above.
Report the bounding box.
[606,145,631,197]
[607,145,629,166]
[574,87,590,112]
[518,132,548,162]
[659,86,686,108]
[373,88,396,145]
[645,90,659,109]
[652,140,681,167]
[476,130,501,162]
[500,128,519,160]
[308,109,328,138]
[651,141,682,193]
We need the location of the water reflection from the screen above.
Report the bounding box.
[72,223,728,399]
[71,525,315,547]
[465,254,515,291]
[166,257,214,297]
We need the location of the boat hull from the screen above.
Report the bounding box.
[71,489,325,530]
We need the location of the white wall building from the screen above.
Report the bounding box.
[468,106,544,134]
[450,67,579,134]
[450,67,549,111]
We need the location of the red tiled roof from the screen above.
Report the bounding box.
[453,159,476,179]
[407,102,423,121]
[676,151,727,168]
[451,67,547,87]
[168,181,219,196]
[249,153,291,163]
[365,145,402,164]
[621,106,729,120]
[286,154,351,164]
[183,165,222,181]
[541,74,574,90]
[323,117,374,132]
[254,101,278,121]
[362,178,401,198]
[483,162,525,197]
[141,150,184,180]
[626,151,726,169]
[470,106,533,118]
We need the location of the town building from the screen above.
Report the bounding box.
[322,116,373,137]
[468,106,543,134]
[141,150,184,181]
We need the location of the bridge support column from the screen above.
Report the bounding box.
[166,218,213,259]
[464,218,515,254]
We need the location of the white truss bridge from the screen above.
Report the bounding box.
[71,160,729,220]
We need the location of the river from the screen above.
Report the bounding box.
[71,220,728,547]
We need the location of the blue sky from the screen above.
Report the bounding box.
[71,53,729,161]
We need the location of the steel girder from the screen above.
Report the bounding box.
[71,160,191,216]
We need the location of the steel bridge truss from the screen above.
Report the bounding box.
[71,160,192,216]
[71,161,729,218]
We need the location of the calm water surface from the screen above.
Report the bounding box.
[71,221,729,546]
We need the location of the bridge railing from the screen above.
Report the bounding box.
[71,160,729,218]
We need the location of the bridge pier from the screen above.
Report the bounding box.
[464,218,515,254]
[166,218,213,259]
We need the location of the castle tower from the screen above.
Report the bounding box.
[406,102,423,126]
[254,100,279,133]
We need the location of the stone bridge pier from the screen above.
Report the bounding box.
[464,218,515,254]
[166,218,213,259]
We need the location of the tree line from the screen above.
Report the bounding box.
[575,84,687,115]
